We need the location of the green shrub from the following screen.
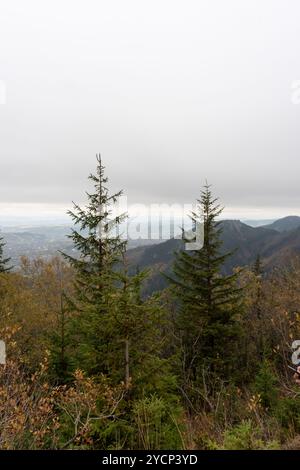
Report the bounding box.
[275,396,300,433]
[222,420,279,450]
[132,395,184,450]
[254,361,279,410]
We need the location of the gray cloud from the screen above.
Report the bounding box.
[0,0,300,218]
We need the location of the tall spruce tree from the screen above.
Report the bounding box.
[56,155,177,403]
[168,184,242,384]
[57,156,177,382]
[253,254,263,277]
[60,155,127,376]
[62,154,127,308]
[0,237,11,273]
[252,253,265,361]
[104,259,175,395]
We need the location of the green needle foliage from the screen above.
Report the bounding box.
[62,154,127,310]
[168,184,243,384]
[58,156,177,399]
[57,155,127,378]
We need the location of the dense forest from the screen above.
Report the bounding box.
[0,157,300,450]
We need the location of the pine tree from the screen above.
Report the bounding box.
[0,237,11,273]
[87,258,181,449]
[62,154,127,309]
[58,156,177,396]
[168,184,243,384]
[252,253,265,360]
[253,254,263,277]
[59,155,127,376]
[105,259,175,395]
[49,290,71,382]
[252,254,264,318]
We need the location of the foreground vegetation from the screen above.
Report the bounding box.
[0,157,300,450]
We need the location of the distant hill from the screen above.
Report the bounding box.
[3,217,300,293]
[262,216,300,233]
[241,219,276,227]
[0,225,160,267]
[126,217,300,295]
[0,227,74,266]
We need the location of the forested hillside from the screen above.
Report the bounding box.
[127,218,300,295]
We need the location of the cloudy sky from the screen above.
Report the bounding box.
[0,0,300,222]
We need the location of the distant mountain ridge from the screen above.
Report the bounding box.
[3,216,300,292]
[261,215,300,233]
[126,216,300,295]
[0,225,161,266]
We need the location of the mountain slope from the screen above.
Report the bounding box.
[126,218,300,295]
[262,216,300,233]
[3,216,300,294]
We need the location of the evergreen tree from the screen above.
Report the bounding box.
[168,184,243,384]
[0,237,11,273]
[59,155,127,376]
[62,154,127,310]
[253,254,263,277]
[251,253,266,361]
[252,254,264,318]
[59,156,174,383]
[86,258,181,448]
[105,259,176,395]
[49,290,73,383]
[51,154,180,447]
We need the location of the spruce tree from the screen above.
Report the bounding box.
[58,156,177,401]
[60,155,127,375]
[252,254,264,320]
[168,184,242,384]
[49,290,73,383]
[62,154,127,307]
[0,237,11,273]
[253,254,263,277]
[105,259,175,395]
[88,258,181,448]
[252,253,265,361]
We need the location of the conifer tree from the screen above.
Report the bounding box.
[59,155,127,376]
[85,257,181,449]
[252,254,264,318]
[104,259,175,395]
[59,156,177,401]
[251,253,265,360]
[253,254,263,277]
[62,154,127,308]
[0,237,11,273]
[168,184,242,383]
[50,290,73,383]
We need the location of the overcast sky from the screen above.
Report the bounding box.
[0,0,300,222]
